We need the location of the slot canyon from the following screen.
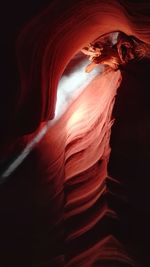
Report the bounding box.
[1,1,150,266]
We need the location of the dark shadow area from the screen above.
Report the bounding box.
[108,59,150,267]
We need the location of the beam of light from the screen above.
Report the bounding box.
[0,125,48,182]
[0,58,103,182]
[55,59,103,121]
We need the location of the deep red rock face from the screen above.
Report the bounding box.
[1,1,150,267]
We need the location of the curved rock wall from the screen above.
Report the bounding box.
[1,1,150,266]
